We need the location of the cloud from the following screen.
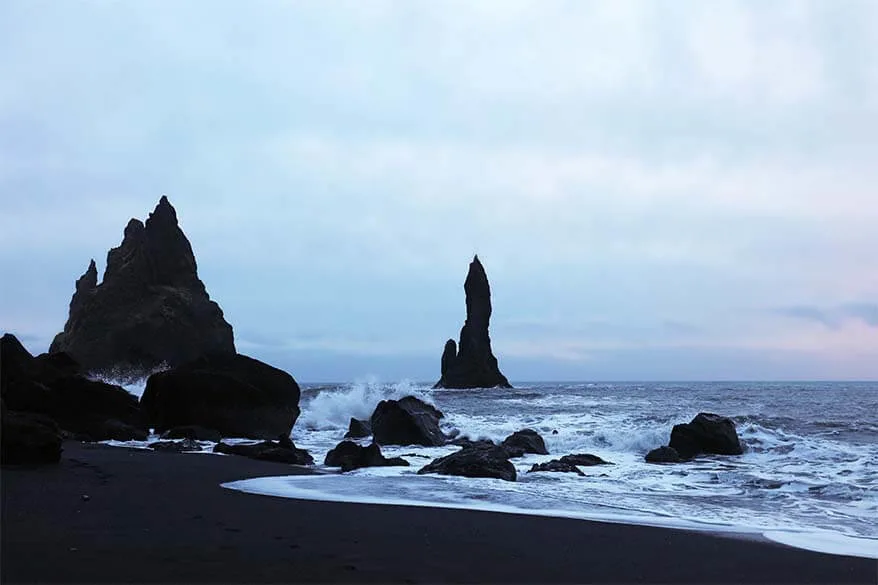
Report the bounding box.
[0,1,877,380]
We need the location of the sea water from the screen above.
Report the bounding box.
[114,378,878,558]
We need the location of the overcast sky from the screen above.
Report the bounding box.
[2,1,877,382]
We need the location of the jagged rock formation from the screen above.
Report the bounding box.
[50,196,235,374]
[434,256,511,389]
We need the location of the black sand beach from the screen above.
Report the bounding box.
[1,442,874,584]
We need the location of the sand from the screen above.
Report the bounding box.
[2,441,874,584]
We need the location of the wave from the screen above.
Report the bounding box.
[297,379,436,432]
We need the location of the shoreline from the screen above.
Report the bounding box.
[3,441,875,584]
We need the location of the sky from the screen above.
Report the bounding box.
[1,0,877,382]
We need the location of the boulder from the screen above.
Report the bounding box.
[161,425,222,442]
[1,409,63,465]
[645,446,684,464]
[370,396,446,447]
[1,334,148,441]
[501,429,548,455]
[669,413,744,459]
[559,453,612,466]
[344,417,372,439]
[528,460,585,476]
[149,438,200,452]
[434,256,511,389]
[418,443,516,482]
[213,439,313,465]
[141,353,301,440]
[49,196,235,375]
[324,441,409,472]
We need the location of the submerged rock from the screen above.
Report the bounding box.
[324,441,409,472]
[528,460,585,476]
[434,256,511,389]
[141,353,301,440]
[49,196,235,374]
[559,453,612,466]
[370,396,446,447]
[213,439,313,465]
[669,413,744,459]
[418,443,516,482]
[344,418,372,439]
[501,429,548,455]
[645,446,684,464]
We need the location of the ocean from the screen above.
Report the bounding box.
[119,379,878,559]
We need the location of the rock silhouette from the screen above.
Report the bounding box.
[434,256,511,389]
[50,196,235,374]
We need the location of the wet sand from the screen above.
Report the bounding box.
[2,441,874,584]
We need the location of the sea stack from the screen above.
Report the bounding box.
[434,255,511,389]
[50,196,235,374]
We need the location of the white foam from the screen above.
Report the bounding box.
[223,475,878,559]
[297,379,435,432]
[763,530,878,559]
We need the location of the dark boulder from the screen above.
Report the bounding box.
[344,417,372,439]
[213,439,313,465]
[528,460,585,476]
[371,396,446,447]
[434,256,511,389]
[418,443,516,482]
[161,425,222,442]
[559,453,612,466]
[1,409,63,465]
[49,196,235,374]
[149,438,200,452]
[501,429,548,455]
[141,353,301,440]
[324,441,409,472]
[1,336,148,441]
[645,446,684,464]
[669,413,744,459]
[452,436,525,458]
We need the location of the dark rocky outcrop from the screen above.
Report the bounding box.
[1,334,148,441]
[434,256,511,389]
[213,439,313,465]
[344,418,372,439]
[669,413,744,459]
[1,407,63,465]
[559,453,612,466]
[645,446,683,464]
[418,443,516,482]
[160,425,222,443]
[370,396,446,447]
[324,441,409,472]
[528,460,585,476]
[141,353,301,440]
[49,196,235,374]
[501,429,548,455]
[148,438,200,452]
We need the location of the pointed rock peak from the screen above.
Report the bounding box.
[146,195,178,228]
[78,260,98,290]
[123,218,145,239]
